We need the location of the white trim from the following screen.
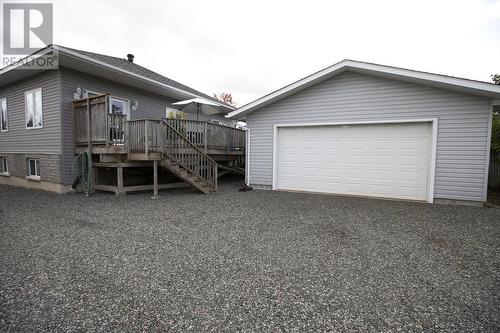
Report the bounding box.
[428,118,438,203]
[0,97,7,132]
[271,118,438,203]
[483,106,493,202]
[245,128,251,185]
[109,96,131,120]
[84,90,101,98]
[228,59,500,119]
[25,88,43,129]
[27,158,40,178]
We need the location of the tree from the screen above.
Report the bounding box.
[491,74,500,85]
[166,110,186,120]
[213,92,237,107]
[491,74,500,153]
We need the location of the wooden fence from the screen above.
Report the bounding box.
[489,152,500,189]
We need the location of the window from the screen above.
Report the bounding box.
[26,88,43,128]
[0,157,8,175]
[85,90,100,98]
[110,97,129,118]
[27,158,40,179]
[0,98,7,131]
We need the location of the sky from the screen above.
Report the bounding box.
[48,0,500,106]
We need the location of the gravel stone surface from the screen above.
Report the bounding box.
[1,177,499,332]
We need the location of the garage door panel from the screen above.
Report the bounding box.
[276,123,431,201]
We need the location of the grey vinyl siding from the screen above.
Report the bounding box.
[246,71,492,202]
[0,153,63,183]
[0,70,62,154]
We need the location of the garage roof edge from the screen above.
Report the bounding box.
[227,59,500,119]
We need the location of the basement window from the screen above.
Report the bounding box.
[0,157,8,176]
[26,158,40,180]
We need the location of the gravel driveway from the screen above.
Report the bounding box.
[1,177,499,332]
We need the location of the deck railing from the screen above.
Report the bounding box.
[125,119,217,190]
[74,94,127,147]
[74,96,245,152]
[163,118,245,151]
[126,119,163,154]
[161,120,218,190]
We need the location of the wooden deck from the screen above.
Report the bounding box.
[74,95,245,157]
[73,95,245,195]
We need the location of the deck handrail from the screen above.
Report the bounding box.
[125,119,218,190]
[160,119,217,190]
[163,118,245,151]
[73,96,245,155]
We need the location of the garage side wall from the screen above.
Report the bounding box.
[246,71,492,202]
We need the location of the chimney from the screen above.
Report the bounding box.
[127,54,134,63]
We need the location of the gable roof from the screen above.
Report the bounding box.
[227,59,500,119]
[0,44,234,111]
[58,45,224,104]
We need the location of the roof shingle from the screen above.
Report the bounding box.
[58,45,227,106]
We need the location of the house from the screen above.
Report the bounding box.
[228,60,500,205]
[0,45,245,195]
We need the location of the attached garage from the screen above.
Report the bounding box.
[275,121,435,201]
[229,60,500,204]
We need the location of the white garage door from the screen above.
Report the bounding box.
[276,122,432,201]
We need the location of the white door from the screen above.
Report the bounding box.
[275,122,432,201]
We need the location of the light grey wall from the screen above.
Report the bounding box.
[0,153,63,183]
[246,71,492,202]
[0,70,62,154]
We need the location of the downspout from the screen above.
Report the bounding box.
[245,127,251,186]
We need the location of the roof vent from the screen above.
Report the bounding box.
[127,54,134,63]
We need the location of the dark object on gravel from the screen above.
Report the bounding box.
[238,185,253,192]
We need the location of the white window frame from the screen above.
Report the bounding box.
[0,98,7,132]
[26,158,40,180]
[109,96,130,120]
[25,88,43,129]
[85,90,101,98]
[0,157,8,176]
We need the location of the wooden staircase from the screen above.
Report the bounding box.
[159,119,217,194]
[160,158,213,194]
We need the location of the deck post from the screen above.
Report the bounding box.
[152,159,158,199]
[116,165,124,195]
[144,120,149,159]
[86,99,91,149]
[105,95,109,147]
[204,122,208,153]
[92,166,98,192]
[214,165,218,192]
